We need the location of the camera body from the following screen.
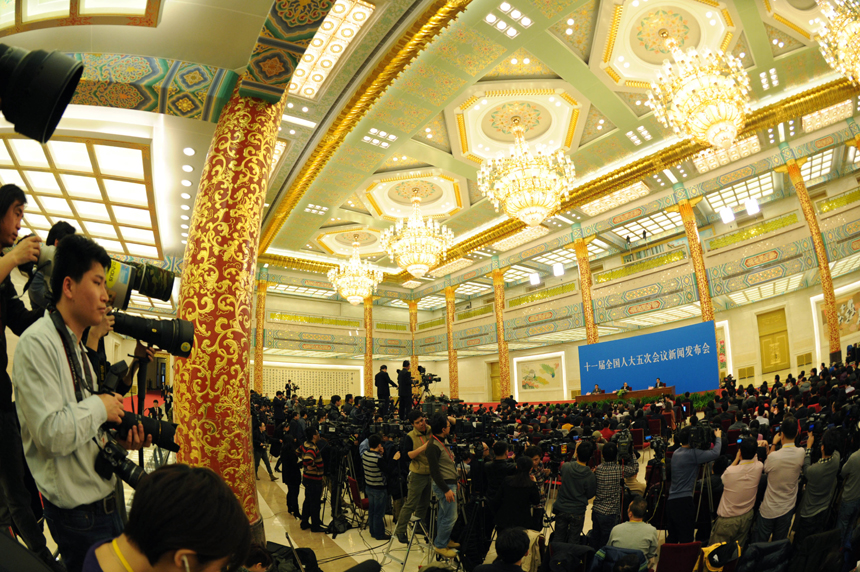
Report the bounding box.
[689,423,717,450]
[611,426,634,462]
[94,433,145,489]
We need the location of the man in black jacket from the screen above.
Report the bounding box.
[375,365,397,414]
[398,360,414,420]
[253,421,277,481]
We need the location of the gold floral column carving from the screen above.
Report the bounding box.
[492,269,511,399]
[254,280,268,394]
[364,297,373,397]
[573,237,598,344]
[172,81,286,537]
[444,286,458,398]
[778,142,841,362]
[670,190,715,322]
[409,300,419,393]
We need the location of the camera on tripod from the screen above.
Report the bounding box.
[416,365,441,387]
[805,413,828,437]
[689,423,718,450]
[539,438,568,462]
[647,435,666,462]
[611,426,635,462]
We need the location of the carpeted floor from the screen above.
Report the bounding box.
[122,389,164,414]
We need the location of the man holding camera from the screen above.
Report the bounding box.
[553,439,597,544]
[666,425,722,543]
[426,412,459,558]
[793,428,840,546]
[591,442,638,550]
[708,438,762,548]
[753,416,804,543]
[394,409,433,543]
[13,234,151,572]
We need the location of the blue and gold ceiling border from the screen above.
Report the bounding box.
[0,0,164,39]
[68,53,238,123]
[240,0,336,103]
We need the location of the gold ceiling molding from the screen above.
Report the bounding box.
[379,171,435,183]
[721,9,734,28]
[365,192,382,216]
[456,113,469,154]
[763,0,772,12]
[625,80,651,90]
[602,5,624,65]
[720,32,733,53]
[774,14,811,40]
[459,96,480,110]
[560,93,579,106]
[465,153,483,164]
[259,0,473,252]
[259,254,339,274]
[605,66,621,84]
[564,108,580,148]
[483,89,556,97]
[693,0,720,7]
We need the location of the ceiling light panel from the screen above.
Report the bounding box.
[802,99,853,133]
[268,283,337,299]
[831,251,860,278]
[692,135,761,174]
[288,0,374,100]
[456,281,492,295]
[304,203,329,215]
[611,211,683,241]
[617,302,702,327]
[402,280,422,289]
[704,173,774,211]
[580,182,650,217]
[490,225,550,251]
[503,264,534,282]
[534,248,578,265]
[799,148,834,183]
[726,274,803,306]
[0,136,161,260]
[270,139,288,175]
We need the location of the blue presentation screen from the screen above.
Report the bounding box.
[578,321,719,395]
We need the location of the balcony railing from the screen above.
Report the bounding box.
[594,247,687,284]
[268,312,361,328]
[706,212,799,251]
[508,281,577,308]
[456,304,494,321]
[818,186,860,214]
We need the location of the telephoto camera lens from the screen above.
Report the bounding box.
[109,411,180,452]
[112,311,194,358]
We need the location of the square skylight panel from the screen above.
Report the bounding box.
[800,149,834,183]
[534,248,578,265]
[705,173,774,211]
[48,141,92,172]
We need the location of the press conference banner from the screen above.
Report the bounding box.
[577,321,719,395]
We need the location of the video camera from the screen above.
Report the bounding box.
[689,423,718,451]
[416,365,441,387]
[611,425,635,462]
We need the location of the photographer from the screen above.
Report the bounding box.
[491,455,541,532]
[666,425,722,543]
[252,421,277,481]
[708,438,762,548]
[361,434,401,541]
[793,428,840,545]
[397,360,413,420]
[299,427,325,532]
[26,220,75,310]
[426,412,459,558]
[484,440,516,501]
[552,439,596,544]
[394,409,433,543]
[753,415,804,543]
[591,442,638,550]
[13,234,152,572]
[375,365,397,415]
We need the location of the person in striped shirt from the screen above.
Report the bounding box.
[361,434,401,540]
[300,428,326,532]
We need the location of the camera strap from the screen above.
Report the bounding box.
[50,310,95,403]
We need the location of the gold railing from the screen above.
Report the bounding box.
[594,248,687,284]
[376,322,408,331]
[818,187,860,213]
[706,212,799,251]
[508,281,577,308]
[456,304,494,321]
[268,312,361,328]
[418,317,445,331]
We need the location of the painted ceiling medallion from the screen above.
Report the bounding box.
[647,30,751,150]
[487,102,547,137]
[334,231,376,246]
[380,189,454,278]
[388,179,443,205]
[327,234,384,305]
[478,116,576,226]
[634,8,699,64]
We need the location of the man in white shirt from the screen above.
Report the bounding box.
[709,438,763,547]
[753,416,804,543]
[13,234,150,572]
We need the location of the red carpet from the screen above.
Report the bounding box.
[122,389,163,414]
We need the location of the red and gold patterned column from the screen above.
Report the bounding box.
[444,286,458,398]
[409,300,419,393]
[779,142,841,362]
[675,194,715,323]
[492,269,511,399]
[172,81,286,534]
[364,297,373,397]
[253,280,268,394]
[573,238,598,345]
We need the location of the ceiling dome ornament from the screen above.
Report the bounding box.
[816,0,860,85]
[327,234,384,305]
[477,116,576,226]
[646,29,752,150]
[380,189,454,278]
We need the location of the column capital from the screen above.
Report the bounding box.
[256,279,271,291]
[444,285,456,300]
[407,300,418,311]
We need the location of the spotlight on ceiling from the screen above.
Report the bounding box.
[720,207,735,224]
[529,273,540,285]
[745,198,760,216]
[553,263,564,277]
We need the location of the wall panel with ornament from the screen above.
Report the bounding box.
[261,365,362,400]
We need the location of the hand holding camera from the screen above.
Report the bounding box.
[98,392,125,424]
[10,234,41,265]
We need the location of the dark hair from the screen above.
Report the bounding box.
[495,527,529,564]
[602,442,618,462]
[331,395,341,404]
[50,234,111,304]
[524,445,541,459]
[628,495,647,519]
[0,184,25,225]
[739,438,757,460]
[305,427,318,441]
[822,428,839,457]
[368,434,382,449]
[124,465,250,570]
[493,441,509,457]
[576,440,595,463]
[46,220,75,246]
[244,546,272,570]
[713,456,730,476]
[510,455,534,488]
[782,415,798,440]
[408,409,425,423]
[430,412,449,435]
[613,554,640,572]
[402,360,410,367]
[380,365,387,371]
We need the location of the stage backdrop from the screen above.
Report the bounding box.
[578,321,719,395]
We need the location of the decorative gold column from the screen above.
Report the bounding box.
[572,228,598,344]
[253,280,268,394]
[671,188,715,322]
[364,297,373,397]
[408,300,419,392]
[492,269,511,399]
[172,81,286,537]
[445,286,458,398]
[778,142,841,362]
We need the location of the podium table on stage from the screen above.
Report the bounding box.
[577,386,675,403]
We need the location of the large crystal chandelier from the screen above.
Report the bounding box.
[477,116,576,227]
[647,30,752,150]
[380,189,454,279]
[327,235,384,305]
[817,0,860,84]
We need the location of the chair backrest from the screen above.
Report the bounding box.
[631,427,644,448]
[648,418,662,437]
[589,546,646,572]
[655,542,702,572]
[662,412,673,426]
[347,477,362,504]
[726,429,741,442]
[721,418,731,432]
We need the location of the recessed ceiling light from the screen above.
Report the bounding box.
[302,107,308,112]
[181,180,192,187]
[181,205,190,211]
[181,240,187,244]
[566,28,573,35]
[180,193,191,199]
[181,215,189,221]
[181,224,188,229]
[264,203,270,207]
[289,129,295,135]
[181,232,188,237]
[182,165,193,173]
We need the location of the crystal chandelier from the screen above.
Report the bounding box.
[380,189,454,279]
[647,30,752,150]
[817,0,860,84]
[327,235,384,305]
[477,116,576,227]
